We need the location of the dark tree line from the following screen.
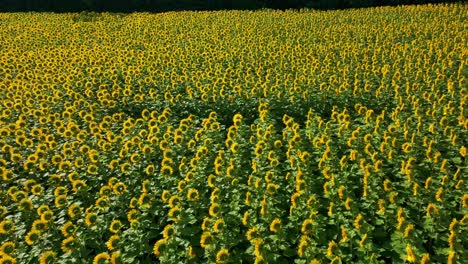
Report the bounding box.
[0,0,463,13]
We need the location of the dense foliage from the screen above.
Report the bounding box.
[0,3,467,264]
[0,0,463,12]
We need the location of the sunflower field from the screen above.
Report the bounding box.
[0,3,467,264]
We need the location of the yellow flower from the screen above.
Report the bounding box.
[404,224,414,238]
[93,253,111,264]
[460,146,466,157]
[216,249,229,264]
[145,164,155,175]
[120,163,131,174]
[405,243,416,263]
[266,183,278,194]
[68,204,82,219]
[247,227,259,241]
[96,196,110,210]
[301,219,313,235]
[354,214,363,230]
[31,184,44,196]
[200,232,213,249]
[39,250,56,264]
[163,224,174,238]
[109,220,122,233]
[340,225,348,243]
[85,212,98,226]
[297,236,308,257]
[61,221,77,237]
[209,203,220,217]
[344,197,352,211]
[426,203,439,217]
[107,235,120,251]
[0,255,16,264]
[208,174,216,188]
[269,218,282,233]
[327,240,336,257]
[1,241,15,255]
[32,219,48,232]
[138,193,151,208]
[420,253,430,264]
[435,188,443,202]
[359,233,367,248]
[328,202,334,217]
[161,165,173,176]
[72,180,87,193]
[25,229,41,245]
[213,218,225,233]
[55,195,67,208]
[169,195,181,208]
[448,231,456,248]
[18,198,33,211]
[447,250,455,264]
[168,207,181,221]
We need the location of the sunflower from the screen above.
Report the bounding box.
[0,220,14,235]
[93,253,111,264]
[54,187,68,196]
[109,220,122,233]
[61,221,77,237]
[161,165,173,176]
[247,227,259,241]
[59,161,72,173]
[301,219,313,235]
[68,204,82,219]
[145,164,155,175]
[40,210,54,222]
[0,241,15,255]
[106,235,120,251]
[39,250,56,264]
[96,196,110,210]
[200,232,213,249]
[110,251,121,264]
[72,180,87,193]
[12,191,26,202]
[18,198,33,211]
[85,212,98,226]
[61,237,75,254]
[32,219,48,232]
[25,229,41,245]
[209,203,220,217]
[54,195,68,208]
[297,236,309,257]
[138,193,151,208]
[99,186,112,196]
[187,188,199,202]
[153,239,167,256]
[109,159,119,170]
[2,169,14,182]
[163,224,174,238]
[354,214,363,230]
[87,164,98,175]
[213,218,225,233]
[269,219,281,233]
[31,184,44,196]
[0,255,16,264]
[112,183,127,195]
[120,163,131,174]
[201,217,211,231]
[216,249,229,264]
[168,207,181,222]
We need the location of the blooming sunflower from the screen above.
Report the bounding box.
[39,250,56,264]
[93,253,111,264]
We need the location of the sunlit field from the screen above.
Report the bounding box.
[0,3,466,263]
